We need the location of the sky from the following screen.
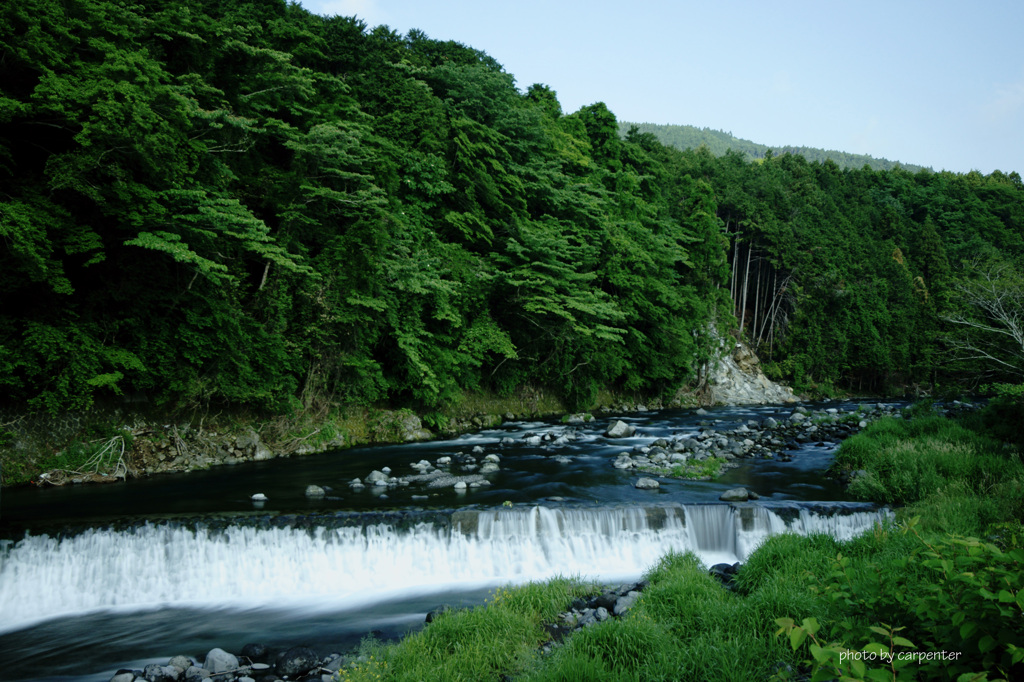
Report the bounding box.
[296,0,1024,174]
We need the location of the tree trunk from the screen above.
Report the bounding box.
[730,231,740,314]
[752,256,763,343]
[739,244,753,336]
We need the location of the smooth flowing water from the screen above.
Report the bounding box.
[0,402,892,681]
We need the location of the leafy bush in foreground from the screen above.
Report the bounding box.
[778,522,1024,681]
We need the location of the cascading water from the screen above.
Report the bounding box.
[0,503,889,635]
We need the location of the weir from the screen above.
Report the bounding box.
[0,502,889,634]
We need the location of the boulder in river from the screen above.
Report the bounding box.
[239,643,268,663]
[365,470,389,484]
[634,477,660,490]
[605,420,636,438]
[143,665,180,682]
[168,656,192,671]
[275,646,319,677]
[203,648,238,674]
[719,487,750,501]
[183,666,210,681]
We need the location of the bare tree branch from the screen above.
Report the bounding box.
[941,264,1024,378]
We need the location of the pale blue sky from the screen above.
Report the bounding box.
[297,0,1024,174]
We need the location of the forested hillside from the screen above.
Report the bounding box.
[2,0,1022,418]
[621,122,930,172]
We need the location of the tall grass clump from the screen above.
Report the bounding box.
[337,578,590,682]
[831,414,1024,534]
[525,616,681,682]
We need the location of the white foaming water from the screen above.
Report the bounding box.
[0,504,887,633]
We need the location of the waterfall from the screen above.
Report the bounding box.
[0,504,888,633]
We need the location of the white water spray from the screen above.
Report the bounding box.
[0,504,888,633]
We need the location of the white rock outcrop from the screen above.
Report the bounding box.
[706,342,798,406]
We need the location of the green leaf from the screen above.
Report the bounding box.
[789,626,808,651]
[977,635,998,653]
[124,231,230,283]
[863,642,890,656]
[85,372,124,389]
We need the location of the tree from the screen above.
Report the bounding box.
[942,263,1024,380]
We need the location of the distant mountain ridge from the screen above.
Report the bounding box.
[621,122,930,173]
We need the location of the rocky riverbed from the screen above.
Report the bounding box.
[606,402,901,492]
[6,340,798,487]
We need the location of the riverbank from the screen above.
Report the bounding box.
[0,343,801,487]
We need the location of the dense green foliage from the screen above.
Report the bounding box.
[0,0,730,414]
[3,0,1024,416]
[620,122,930,173]
[831,411,1024,534]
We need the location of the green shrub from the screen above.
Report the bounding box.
[961,387,1024,451]
[636,552,733,635]
[792,521,1024,681]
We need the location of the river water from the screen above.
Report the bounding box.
[0,402,892,682]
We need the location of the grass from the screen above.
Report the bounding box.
[641,456,727,481]
[336,578,593,682]
[830,413,1024,534]
[444,388,566,423]
[525,550,841,682]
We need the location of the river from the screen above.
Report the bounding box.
[0,401,892,682]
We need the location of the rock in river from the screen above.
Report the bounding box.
[605,420,636,438]
[719,487,754,501]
